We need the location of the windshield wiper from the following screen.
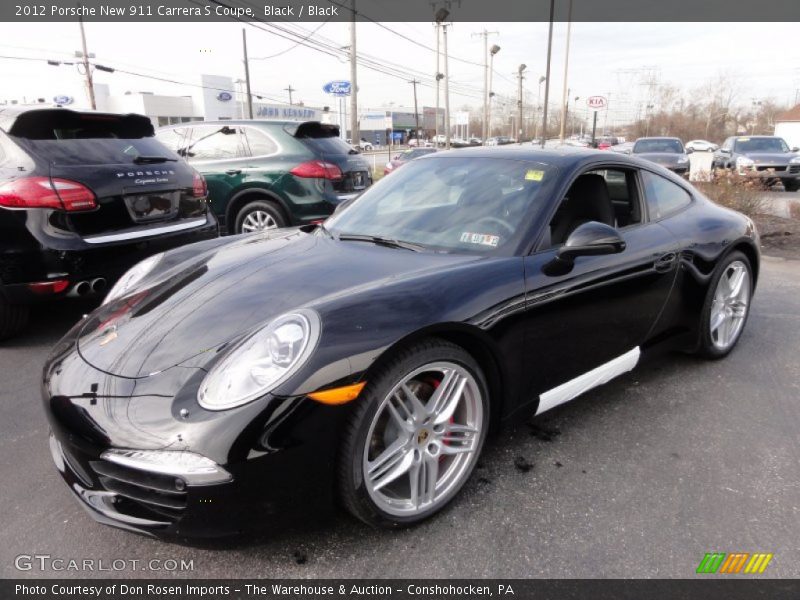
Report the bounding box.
[337,233,424,252]
[133,155,178,164]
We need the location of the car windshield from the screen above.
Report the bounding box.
[734,137,789,153]
[326,156,553,254]
[633,138,684,153]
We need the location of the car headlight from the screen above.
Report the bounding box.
[101,449,231,485]
[103,252,163,305]
[198,310,320,410]
[736,156,755,169]
[790,156,800,164]
[678,156,689,163]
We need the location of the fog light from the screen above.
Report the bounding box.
[174,478,186,492]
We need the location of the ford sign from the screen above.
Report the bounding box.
[323,80,351,97]
[217,91,233,102]
[53,95,73,105]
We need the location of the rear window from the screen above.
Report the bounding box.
[287,121,355,155]
[8,109,177,166]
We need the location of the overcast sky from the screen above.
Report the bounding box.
[2,21,799,121]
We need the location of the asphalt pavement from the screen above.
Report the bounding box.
[1,257,799,579]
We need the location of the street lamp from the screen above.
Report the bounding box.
[435,7,452,149]
[517,64,527,142]
[433,8,449,145]
[485,44,500,141]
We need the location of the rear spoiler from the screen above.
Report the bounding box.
[7,108,154,140]
[284,121,340,139]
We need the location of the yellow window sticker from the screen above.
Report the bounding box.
[525,169,544,182]
[737,137,750,142]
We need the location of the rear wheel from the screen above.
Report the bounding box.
[782,179,800,192]
[697,251,753,359]
[338,339,489,528]
[0,297,30,340]
[234,200,286,234]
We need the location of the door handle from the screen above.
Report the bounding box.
[654,252,677,272]
[225,169,242,175]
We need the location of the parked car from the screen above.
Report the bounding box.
[347,137,374,152]
[685,139,718,152]
[383,147,437,176]
[44,146,759,537]
[157,121,373,234]
[0,107,218,339]
[631,137,691,175]
[408,137,432,148]
[610,141,635,154]
[712,135,800,191]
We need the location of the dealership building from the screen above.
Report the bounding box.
[2,73,445,143]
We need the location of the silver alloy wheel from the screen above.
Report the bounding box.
[241,210,278,232]
[710,260,750,350]
[363,361,483,517]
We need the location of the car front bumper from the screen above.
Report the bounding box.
[736,166,800,179]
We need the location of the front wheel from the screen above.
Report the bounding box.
[697,251,753,359]
[338,339,489,528]
[782,179,800,192]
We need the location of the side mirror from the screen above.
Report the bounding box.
[544,221,626,276]
[792,147,799,153]
[719,148,731,154]
[685,148,694,154]
[623,148,632,155]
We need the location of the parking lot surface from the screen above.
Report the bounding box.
[1,257,798,579]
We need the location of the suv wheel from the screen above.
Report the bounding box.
[782,179,800,192]
[0,297,30,340]
[234,200,286,234]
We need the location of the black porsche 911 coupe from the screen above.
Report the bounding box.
[43,146,759,538]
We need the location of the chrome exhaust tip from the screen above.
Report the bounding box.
[90,278,107,294]
[67,281,91,297]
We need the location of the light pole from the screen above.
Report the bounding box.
[435,7,452,149]
[534,76,546,141]
[487,44,500,140]
[558,0,573,143]
[541,0,555,148]
[517,64,527,142]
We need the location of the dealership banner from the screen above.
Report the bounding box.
[4,579,800,600]
[5,0,800,22]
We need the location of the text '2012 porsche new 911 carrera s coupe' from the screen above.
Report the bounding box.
[43,146,759,538]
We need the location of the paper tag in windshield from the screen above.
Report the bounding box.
[460,232,500,247]
[525,169,545,181]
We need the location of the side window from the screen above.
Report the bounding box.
[586,168,642,228]
[242,127,278,156]
[184,125,244,161]
[641,171,692,220]
[155,127,187,153]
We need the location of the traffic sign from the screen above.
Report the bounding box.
[586,96,608,110]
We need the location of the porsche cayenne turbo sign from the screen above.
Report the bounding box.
[586,96,608,110]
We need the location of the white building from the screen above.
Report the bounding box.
[774,105,800,150]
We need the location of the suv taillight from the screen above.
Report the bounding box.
[192,171,207,197]
[290,161,343,180]
[0,177,96,211]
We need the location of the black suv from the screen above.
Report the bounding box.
[0,107,218,339]
[156,120,373,234]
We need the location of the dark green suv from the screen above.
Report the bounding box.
[156,120,372,234]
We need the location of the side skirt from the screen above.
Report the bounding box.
[535,347,641,416]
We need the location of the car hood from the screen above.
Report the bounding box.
[75,229,475,378]
[635,152,686,165]
[739,152,794,165]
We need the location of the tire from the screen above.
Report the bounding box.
[338,338,490,528]
[782,179,800,192]
[697,251,753,359]
[0,297,30,340]
[233,200,287,234]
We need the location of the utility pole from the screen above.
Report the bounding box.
[517,64,527,142]
[284,85,296,106]
[472,29,498,143]
[77,8,95,109]
[409,79,421,140]
[558,0,573,143]
[434,23,441,142]
[349,0,359,144]
[443,23,451,149]
[541,0,555,147]
[487,47,500,139]
[242,28,253,119]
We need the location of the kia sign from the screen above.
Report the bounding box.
[323,80,351,97]
[216,91,233,102]
[586,96,608,111]
[53,95,73,105]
